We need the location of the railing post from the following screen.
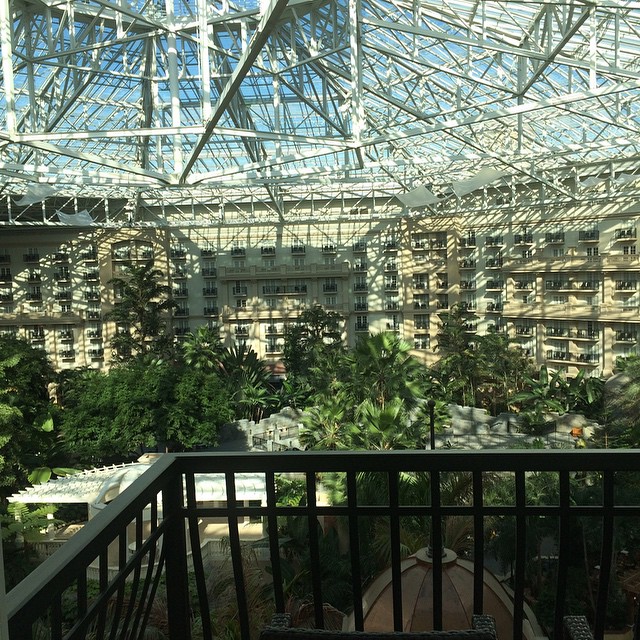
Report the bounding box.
[163,466,192,640]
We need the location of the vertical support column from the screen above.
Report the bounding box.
[165,0,183,175]
[348,0,365,144]
[0,0,17,135]
[163,469,192,640]
[198,0,212,122]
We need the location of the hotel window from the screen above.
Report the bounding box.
[587,247,599,257]
[623,245,637,255]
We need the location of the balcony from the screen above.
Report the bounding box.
[355,322,369,331]
[83,271,99,281]
[261,247,276,256]
[459,281,476,290]
[322,245,337,254]
[5,450,639,640]
[26,293,42,301]
[459,236,476,248]
[574,330,598,340]
[484,259,503,269]
[545,232,565,243]
[201,249,216,258]
[54,252,69,262]
[203,287,218,296]
[486,281,504,290]
[173,288,188,298]
[203,307,219,316]
[88,348,104,358]
[23,253,40,262]
[80,250,98,261]
[354,263,367,271]
[54,292,72,301]
[174,308,189,317]
[84,291,100,301]
[545,281,569,291]
[27,273,42,283]
[323,284,338,293]
[459,260,476,269]
[615,331,637,342]
[0,254,10,263]
[576,353,600,363]
[579,230,599,242]
[0,273,11,283]
[485,236,503,246]
[202,268,217,278]
[352,242,367,253]
[615,281,637,291]
[354,303,368,311]
[233,287,248,296]
[384,241,398,251]
[231,247,246,257]
[291,245,306,254]
[514,234,533,245]
[614,228,636,241]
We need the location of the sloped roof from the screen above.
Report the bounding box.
[2,1,640,221]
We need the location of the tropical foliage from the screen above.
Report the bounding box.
[105,260,177,360]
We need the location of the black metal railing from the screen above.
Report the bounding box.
[7,450,640,640]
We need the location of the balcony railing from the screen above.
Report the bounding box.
[7,451,640,640]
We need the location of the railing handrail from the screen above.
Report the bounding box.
[7,449,640,639]
[6,454,177,625]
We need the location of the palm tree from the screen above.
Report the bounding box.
[299,392,357,450]
[106,260,177,359]
[217,344,275,421]
[182,326,223,370]
[512,365,566,433]
[353,398,419,450]
[433,304,479,406]
[347,333,425,410]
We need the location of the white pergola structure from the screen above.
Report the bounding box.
[8,461,267,519]
[1,0,640,224]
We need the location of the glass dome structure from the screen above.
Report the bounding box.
[1,0,640,222]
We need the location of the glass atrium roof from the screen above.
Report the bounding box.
[2,0,640,218]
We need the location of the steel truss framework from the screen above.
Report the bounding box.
[1,0,640,223]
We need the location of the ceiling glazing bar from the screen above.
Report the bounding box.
[179,0,290,183]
